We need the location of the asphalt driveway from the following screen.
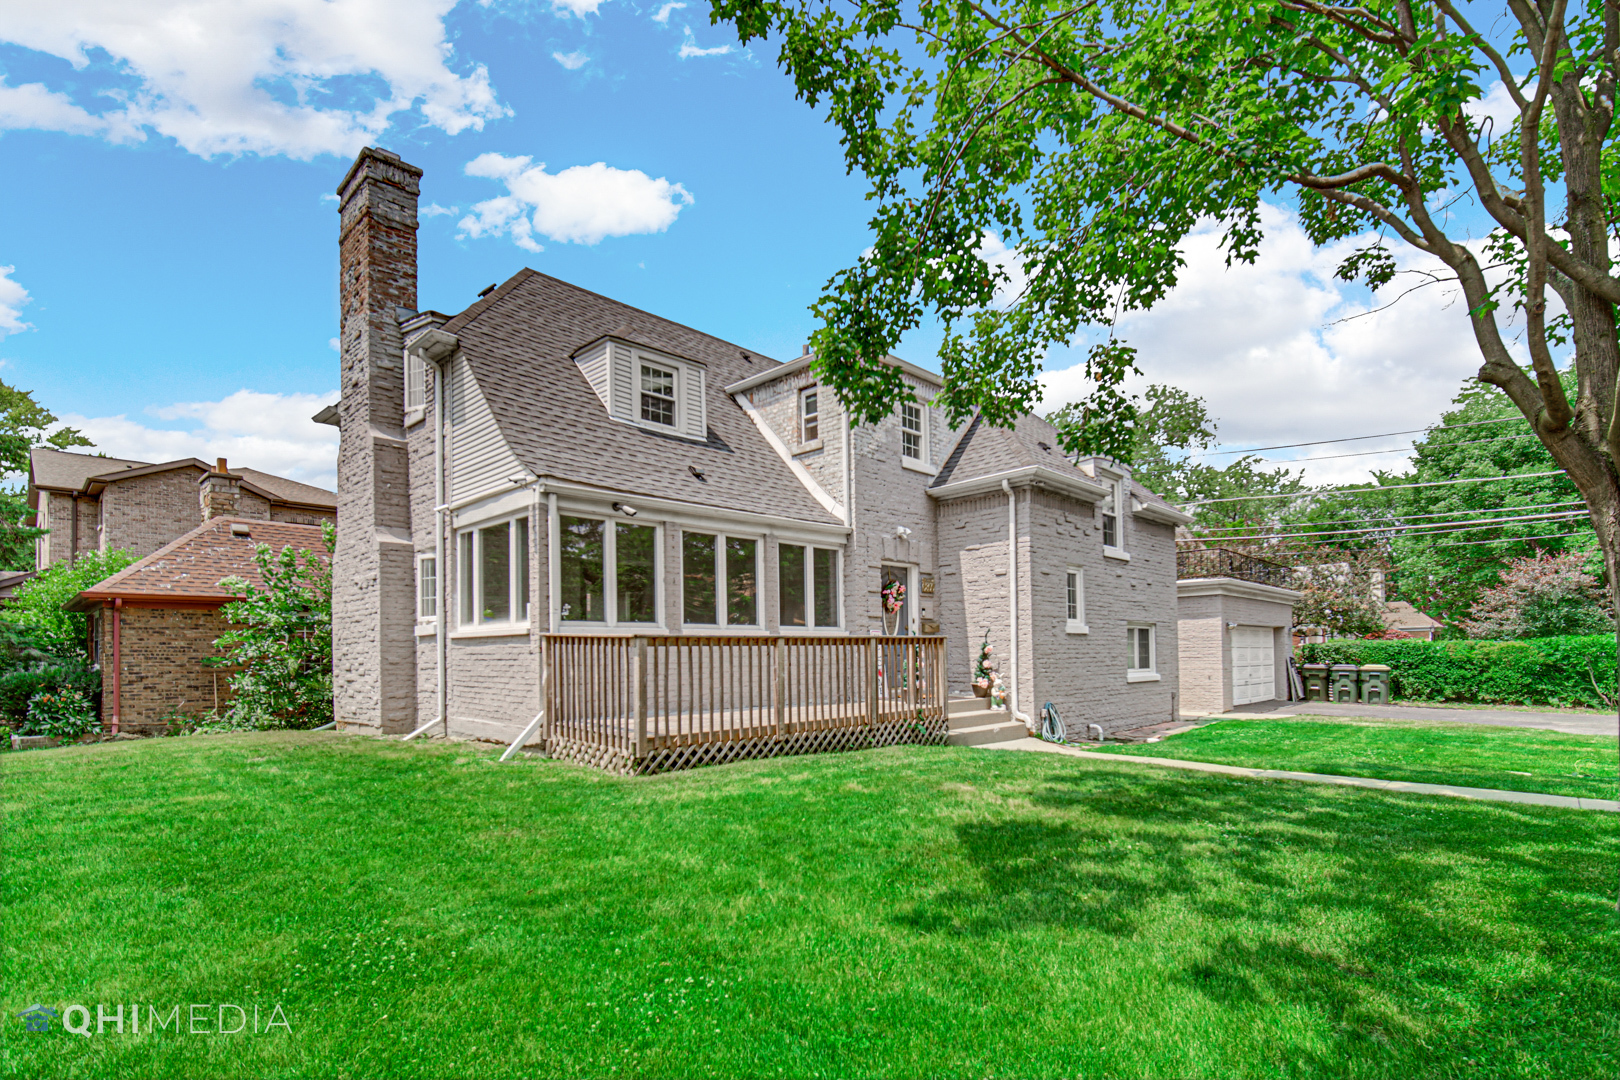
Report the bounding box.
[1226,699,1618,738]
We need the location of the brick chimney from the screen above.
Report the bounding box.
[333,147,420,735]
[198,457,241,521]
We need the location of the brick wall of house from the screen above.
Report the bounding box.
[36,491,107,569]
[95,604,232,732]
[239,491,273,519]
[100,467,206,559]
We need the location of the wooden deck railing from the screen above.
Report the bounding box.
[542,634,949,773]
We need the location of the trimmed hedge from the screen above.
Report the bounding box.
[1298,635,1618,710]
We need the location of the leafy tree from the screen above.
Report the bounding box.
[1292,549,1392,639]
[1388,371,1594,624]
[209,522,333,729]
[709,0,1620,629]
[0,378,93,571]
[1462,550,1614,639]
[0,548,137,658]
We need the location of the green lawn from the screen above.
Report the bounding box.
[5,734,1618,1079]
[1089,718,1619,800]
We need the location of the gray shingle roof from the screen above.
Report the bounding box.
[237,468,337,509]
[442,270,840,526]
[29,447,150,491]
[932,412,1181,511]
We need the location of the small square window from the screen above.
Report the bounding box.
[640,364,677,427]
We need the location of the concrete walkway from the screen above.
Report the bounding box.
[1223,699,1618,738]
[984,737,1620,813]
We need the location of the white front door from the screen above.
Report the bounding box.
[1231,626,1276,705]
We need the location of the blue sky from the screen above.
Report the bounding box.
[0,0,1519,490]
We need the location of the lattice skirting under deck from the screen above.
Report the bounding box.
[542,715,950,776]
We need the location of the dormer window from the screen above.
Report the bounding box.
[640,364,677,427]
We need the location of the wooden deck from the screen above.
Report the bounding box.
[542,634,950,773]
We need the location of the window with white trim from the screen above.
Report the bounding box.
[682,532,759,625]
[405,349,426,411]
[1127,623,1158,680]
[640,363,677,427]
[418,555,437,619]
[778,543,840,628]
[1065,567,1087,634]
[1101,476,1127,558]
[901,401,924,461]
[457,516,531,627]
[559,514,659,625]
[801,388,819,443]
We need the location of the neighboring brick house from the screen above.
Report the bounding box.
[28,448,336,570]
[328,146,1194,757]
[66,516,329,732]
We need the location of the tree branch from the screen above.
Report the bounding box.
[1523,0,1574,433]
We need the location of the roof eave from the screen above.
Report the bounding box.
[927,465,1108,503]
[724,353,943,396]
[1133,501,1195,527]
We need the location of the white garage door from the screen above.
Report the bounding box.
[1231,626,1275,706]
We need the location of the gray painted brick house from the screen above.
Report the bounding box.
[329,147,1191,753]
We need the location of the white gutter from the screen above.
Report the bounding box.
[930,465,1108,504]
[1002,479,1022,725]
[723,352,944,396]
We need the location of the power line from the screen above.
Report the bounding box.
[1182,470,1567,506]
[1259,432,1541,465]
[1180,509,1590,546]
[1201,415,1521,457]
[1192,499,1587,534]
[1435,530,1593,547]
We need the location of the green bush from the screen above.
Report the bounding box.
[0,662,99,732]
[1298,635,1619,709]
[26,686,99,739]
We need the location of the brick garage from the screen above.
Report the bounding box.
[68,517,330,733]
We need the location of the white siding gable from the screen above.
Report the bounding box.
[448,355,523,502]
[599,339,708,441]
[575,338,611,414]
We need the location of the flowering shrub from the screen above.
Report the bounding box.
[26,687,99,739]
[1462,551,1614,640]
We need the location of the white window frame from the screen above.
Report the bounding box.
[680,530,763,628]
[638,359,679,429]
[417,554,437,621]
[454,513,532,638]
[899,400,934,473]
[777,542,843,632]
[1127,622,1160,682]
[405,349,426,416]
[1101,475,1130,561]
[1065,566,1088,634]
[556,513,664,629]
[800,387,820,445]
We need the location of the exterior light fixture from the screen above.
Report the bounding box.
[612,502,638,517]
[895,526,913,539]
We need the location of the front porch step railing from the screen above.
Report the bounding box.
[542,634,950,774]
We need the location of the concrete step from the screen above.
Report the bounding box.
[946,720,1032,747]
[947,706,1009,731]
[949,695,997,717]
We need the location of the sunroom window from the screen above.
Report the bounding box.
[778,543,839,628]
[560,514,660,625]
[456,516,530,627]
[683,532,758,626]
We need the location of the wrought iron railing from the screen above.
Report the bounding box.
[1176,547,1293,588]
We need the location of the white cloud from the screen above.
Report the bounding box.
[678,27,733,58]
[0,1,510,159]
[1465,79,1524,143]
[977,232,1028,309]
[420,202,460,217]
[651,1,686,23]
[59,389,341,491]
[549,0,609,16]
[552,50,590,70]
[1038,204,1510,487]
[328,337,340,351]
[0,266,32,338]
[458,153,693,250]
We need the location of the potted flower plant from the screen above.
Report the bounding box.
[972,630,994,697]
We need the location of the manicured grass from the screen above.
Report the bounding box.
[1090,717,1620,800]
[5,734,1618,1079]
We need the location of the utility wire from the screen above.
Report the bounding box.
[1182,470,1567,506]
[1191,499,1587,535]
[1201,415,1521,457]
[1256,432,1542,465]
[1434,529,1593,547]
[1179,510,1590,546]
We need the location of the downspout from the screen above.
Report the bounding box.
[434,355,448,737]
[1001,479,1020,724]
[110,598,122,735]
[70,493,79,565]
